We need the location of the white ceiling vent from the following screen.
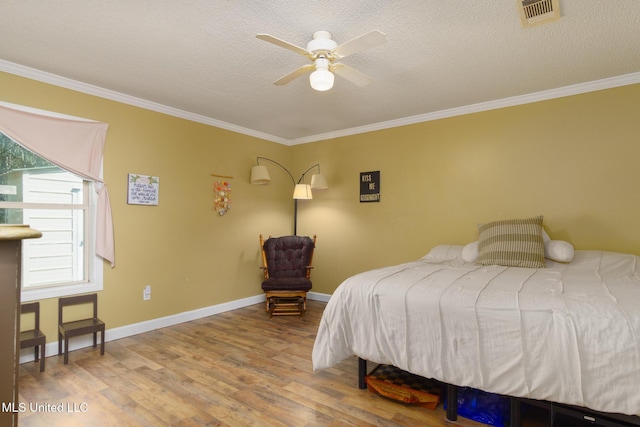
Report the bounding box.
[518,0,560,28]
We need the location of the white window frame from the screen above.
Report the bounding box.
[19,180,103,302]
[0,165,103,302]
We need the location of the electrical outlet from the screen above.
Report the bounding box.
[143,284,151,301]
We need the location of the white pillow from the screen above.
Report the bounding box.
[423,245,464,262]
[542,229,574,262]
[545,240,575,263]
[462,241,479,262]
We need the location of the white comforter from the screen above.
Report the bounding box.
[312,245,640,416]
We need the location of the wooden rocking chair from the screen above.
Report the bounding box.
[259,234,316,317]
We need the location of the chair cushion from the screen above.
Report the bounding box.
[262,277,312,291]
[263,235,315,279]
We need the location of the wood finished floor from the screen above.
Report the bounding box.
[18,301,544,426]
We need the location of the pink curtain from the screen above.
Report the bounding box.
[0,103,115,266]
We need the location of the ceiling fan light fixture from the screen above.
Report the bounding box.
[257,30,386,91]
[310,57,334,91]
[309,68,334,91]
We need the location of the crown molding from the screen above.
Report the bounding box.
[0,60,290,145]
[2,60,638,146]
[290,71,640,145]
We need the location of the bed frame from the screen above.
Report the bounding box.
[358,358,640,427]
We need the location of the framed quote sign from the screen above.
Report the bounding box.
[360,171,380,203]
[127,174,159,205]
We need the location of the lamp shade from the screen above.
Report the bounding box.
[293,184,313,200]
[310,173,328,190]
[250,165,271,185]
[309,68,334,91]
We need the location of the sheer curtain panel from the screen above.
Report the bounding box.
[0,103,114,266]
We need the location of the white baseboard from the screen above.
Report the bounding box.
[19,291,332,365]
[308,291,331,303]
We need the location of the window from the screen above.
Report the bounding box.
[0,132,102,300]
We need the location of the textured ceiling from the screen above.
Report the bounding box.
[1,1,639,144]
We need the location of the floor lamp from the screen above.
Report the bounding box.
[250,157,328,235]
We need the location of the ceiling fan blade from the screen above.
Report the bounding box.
[331,63,373,87]
[256,34,312,58]
[273,64,315,85]
[332,30,387,59]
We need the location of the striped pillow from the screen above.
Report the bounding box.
[477,216,545,268]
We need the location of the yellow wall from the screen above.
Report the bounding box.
[294,84,640,294]
[1,72,295,341]
[2,71,640,339]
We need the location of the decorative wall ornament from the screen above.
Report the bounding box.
[213,180,231,216]
[211,173,233,216]
[127,174,159,205]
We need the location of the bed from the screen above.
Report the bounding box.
[312,236,640,424]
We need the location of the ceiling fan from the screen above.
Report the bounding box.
[256,30,387,91]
